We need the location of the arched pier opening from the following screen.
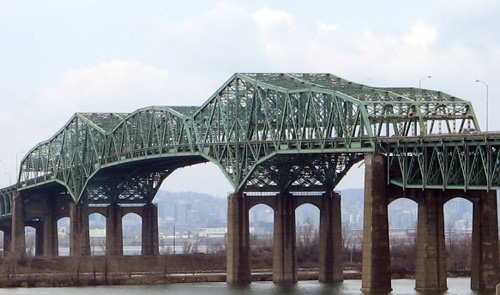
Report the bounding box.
[249,203,274,273]
[122,212,142,255]
[57,217,70,256]
[388,198,417,279]
[295,203,320,272]
[444,197,473,276]
[88,212,106,256]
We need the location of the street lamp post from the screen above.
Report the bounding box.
[419,76,432,89]
[476,80,489,132]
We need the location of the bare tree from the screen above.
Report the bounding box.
[207,242,226,254]
[296,218,318,257]
[182,241,192,254]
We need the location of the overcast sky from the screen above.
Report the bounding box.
[0,0,499,196]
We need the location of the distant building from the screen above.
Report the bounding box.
[198,227,227,238]
[198,227,254,238]
[89,228,106,238]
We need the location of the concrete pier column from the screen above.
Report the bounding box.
[226,192,251,284]
[2,227,11,254]
[34,221,44,256]
[142,203,159,255]
[319,191,343,282]
[10,193,25,258]
[106,204,123,256]
[361,154,391,292]
[43,198,58,257]
[471,190,500,290]
[273,192,297,283]
[415,190,447,291]
[69,203,90,256]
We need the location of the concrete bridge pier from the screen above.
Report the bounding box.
[2,227,11,253]
[106,204,123,256]
[226,192,251,284]
[415,190,447,291]
[273,192,297,284]
[142,203,159,255]
[42,197,58,257]
[32,221,44,256]
[471,190,500,290]
[319,191,343,282]
[10,193,25,258]
[70,203,90,256]
[361,153,391,292]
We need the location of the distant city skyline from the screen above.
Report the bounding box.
[78,190,483,237]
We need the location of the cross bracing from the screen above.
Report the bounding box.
[5,73,482,206]
[0,185,15,219]
[380,134,500,190]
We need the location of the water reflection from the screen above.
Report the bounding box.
[0,279,495,295]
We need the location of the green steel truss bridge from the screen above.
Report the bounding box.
[0,73,497,219]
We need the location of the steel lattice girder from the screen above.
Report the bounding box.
[242,153,364,192]
[15,73,481,203]
[381,135,500,190]
[19,113,126,200]
[0,185,14,219]
[84,169,172,204]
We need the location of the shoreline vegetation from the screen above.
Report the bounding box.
[0,252,470,288]
[0,222,474,288]
[0,255,328,287]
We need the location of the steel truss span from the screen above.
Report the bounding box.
[0,73,486,212]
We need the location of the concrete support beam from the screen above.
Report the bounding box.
[43,198,58,257]
[142,203,159,256]
[226,192,251,284]
[471,190,500,290]
[415,190,447,291]
[70,203,90,256]
[10,193,25,258]
[273,192,297,283]
[319,191,343,282]
[361,154,391,292]
[106,204,123,256]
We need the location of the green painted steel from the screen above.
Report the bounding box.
[380,134,500,190]
[0,73,483,216]
[0,185,15,219]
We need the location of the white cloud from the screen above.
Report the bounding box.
[247,15,442,81]
[317,22,339,33]
[252,7,293,31]
[436,0,500,16]
[38,61,170,113]
[144,1,263,74]
[404,21,437,48]
[0,112,13,123]
[6,61,175,159]
[251,7,299,63]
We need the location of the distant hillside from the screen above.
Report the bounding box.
[154,191,227,234]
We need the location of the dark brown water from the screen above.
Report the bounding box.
[0,279,494,295]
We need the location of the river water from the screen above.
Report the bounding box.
[0,278,494,295]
